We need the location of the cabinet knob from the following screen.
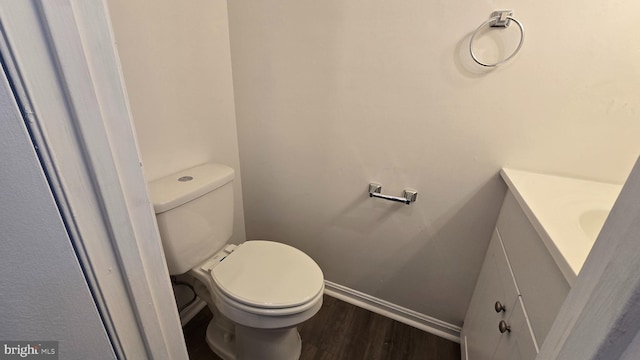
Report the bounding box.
[494,301,506,313]
[498,320,511,333]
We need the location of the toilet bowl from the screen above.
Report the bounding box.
[148,163,324,360]
[190,240,324,359]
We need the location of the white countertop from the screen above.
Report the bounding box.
[500,169,622,285]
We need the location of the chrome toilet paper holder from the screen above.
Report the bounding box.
[368,183,417,205]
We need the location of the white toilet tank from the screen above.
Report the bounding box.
[149,163,235,275]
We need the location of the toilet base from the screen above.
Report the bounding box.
[206,318,302,360]
[189,267,310,360]
[235,324,301,360]
[205,320,236,360]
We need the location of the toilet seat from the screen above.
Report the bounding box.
[210,241,324,311]
[210,282,324,318]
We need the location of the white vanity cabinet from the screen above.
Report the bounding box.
[461,192,570,360]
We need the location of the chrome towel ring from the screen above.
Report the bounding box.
[469,10,525,67]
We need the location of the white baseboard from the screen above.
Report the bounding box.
[323,280,461,343]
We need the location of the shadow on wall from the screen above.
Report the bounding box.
[357,175,507,325]
[325,189,406,236]
[453,32,495,78]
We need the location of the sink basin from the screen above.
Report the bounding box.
[579,209,610,241]
[501,169,622,284]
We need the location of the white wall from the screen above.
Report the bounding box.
[107,0,246,244]
[227,1,640,326]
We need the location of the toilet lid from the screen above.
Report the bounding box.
[210,241,324,309]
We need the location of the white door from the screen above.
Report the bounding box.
[0,2,189,357]
[0,63,117,358]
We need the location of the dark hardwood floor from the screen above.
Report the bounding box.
[183,295,460,360]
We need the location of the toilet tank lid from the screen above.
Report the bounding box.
[148,163,235,214]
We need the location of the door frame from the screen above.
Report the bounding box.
[0,1,187,358]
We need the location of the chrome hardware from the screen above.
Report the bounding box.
[498,320,511,333]
[490,10,513,27]
[469,10,525,67]
[368,183,417,205]
[494,301,506,313]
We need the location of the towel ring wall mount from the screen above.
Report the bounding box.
[469,10,525,67]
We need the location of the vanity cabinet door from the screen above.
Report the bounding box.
[462,230,519,360]
[496,192,570,344]
[493,297,538,360]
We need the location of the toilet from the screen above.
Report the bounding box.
[148,163,324,360]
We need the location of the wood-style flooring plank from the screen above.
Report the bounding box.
[183,295,461,360]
